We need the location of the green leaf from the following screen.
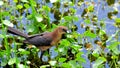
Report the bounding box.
[107,41,120,50]
[114,18,120,27]
[18,48,30,55]
[26,24,35,33]
[0,1,3,6]
[111,55,118,59]
[38,23,47,31]
[76,52,83,58]
[107,41,120,55]
[92,48,99,57]
[71,44,81,51]
[60,39,70,46]
[8,58,16,65]
[106,30,119,42]
[1,58,8,66]
[21,0,28,2]
[68,60,77,68]
[58,58,67,62]
[69,8,76,13]
[49,61,57,66]
[24,4,30,9]
[93,57,106,68]
[40,65,50,68]
[76,56,86,63]
[50,0,58,3]
[72,16,79,21]
[64,16,79,22]
[61,63,71,68]
[64,16,72,21]
[13,0,18,3]
[3,20,13,27]
[115,18,120,24]
[17,4,23,9]
[17,63,25,68]
[99,30,106,36]
[84,19,90,24]
[43,6,50,12]
[30,0,36,7]
[0,34,4,38]
[35,15,43,22]
[84,30,96,38]
[1,11,10,16]
[75,52,85,63]
[87,5,94,12]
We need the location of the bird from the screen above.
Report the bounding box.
[7,26,68,51]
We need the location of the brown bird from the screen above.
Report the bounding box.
[7,26,68,51]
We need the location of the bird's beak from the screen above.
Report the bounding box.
[62,30,70,39]
[66,30,71,33]
[66,30,71,34]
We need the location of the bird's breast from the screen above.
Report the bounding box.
[38,46,52,51]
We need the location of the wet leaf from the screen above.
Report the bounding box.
[13,0,18,3]
[43,6,50,12]
[24,4,30,9]
[3,20,13,27]
[106,30,119,42]
[115,18,120,24]
[93,57,106,68]
[58,58,67,62]
[1,59,8,66]
[92,48,99,57]
[18,48,30,55]
[31,0,37,7]
[26,24,35,33]
[38,23,47,31]
[49,60,57,66]
[50,0,58,3]
[0,34,4,38]
[40,65,50,68]
[64,16,79,22]
[84,30,96,38]
[84,18,90,24]
[0,1,3,6]
[17,5,23,9]
[87,5,94,12]
[17,63,25,68]
[35,15,43,22]
[21,0,28,3]
[75,52,85,62]
[60,39,70,46]
[68,60,78,68]
[61,63,71,68]
[99,30,106,36]
[107,41,120,55]
[107,41,120,50]
[8,58,16,65]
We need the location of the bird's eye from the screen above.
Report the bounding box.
[62,28,67,32]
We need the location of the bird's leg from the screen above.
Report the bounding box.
[40,51,45,59]
[40,50,49,61]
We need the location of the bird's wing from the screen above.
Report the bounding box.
[24,32,52,46]
[28,32,49,38]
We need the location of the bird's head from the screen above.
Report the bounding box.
[56,26,68,34]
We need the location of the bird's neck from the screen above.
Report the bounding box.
[51,30,62,45]
[52,29,62,39]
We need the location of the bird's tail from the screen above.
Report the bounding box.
[7,26,29,38]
